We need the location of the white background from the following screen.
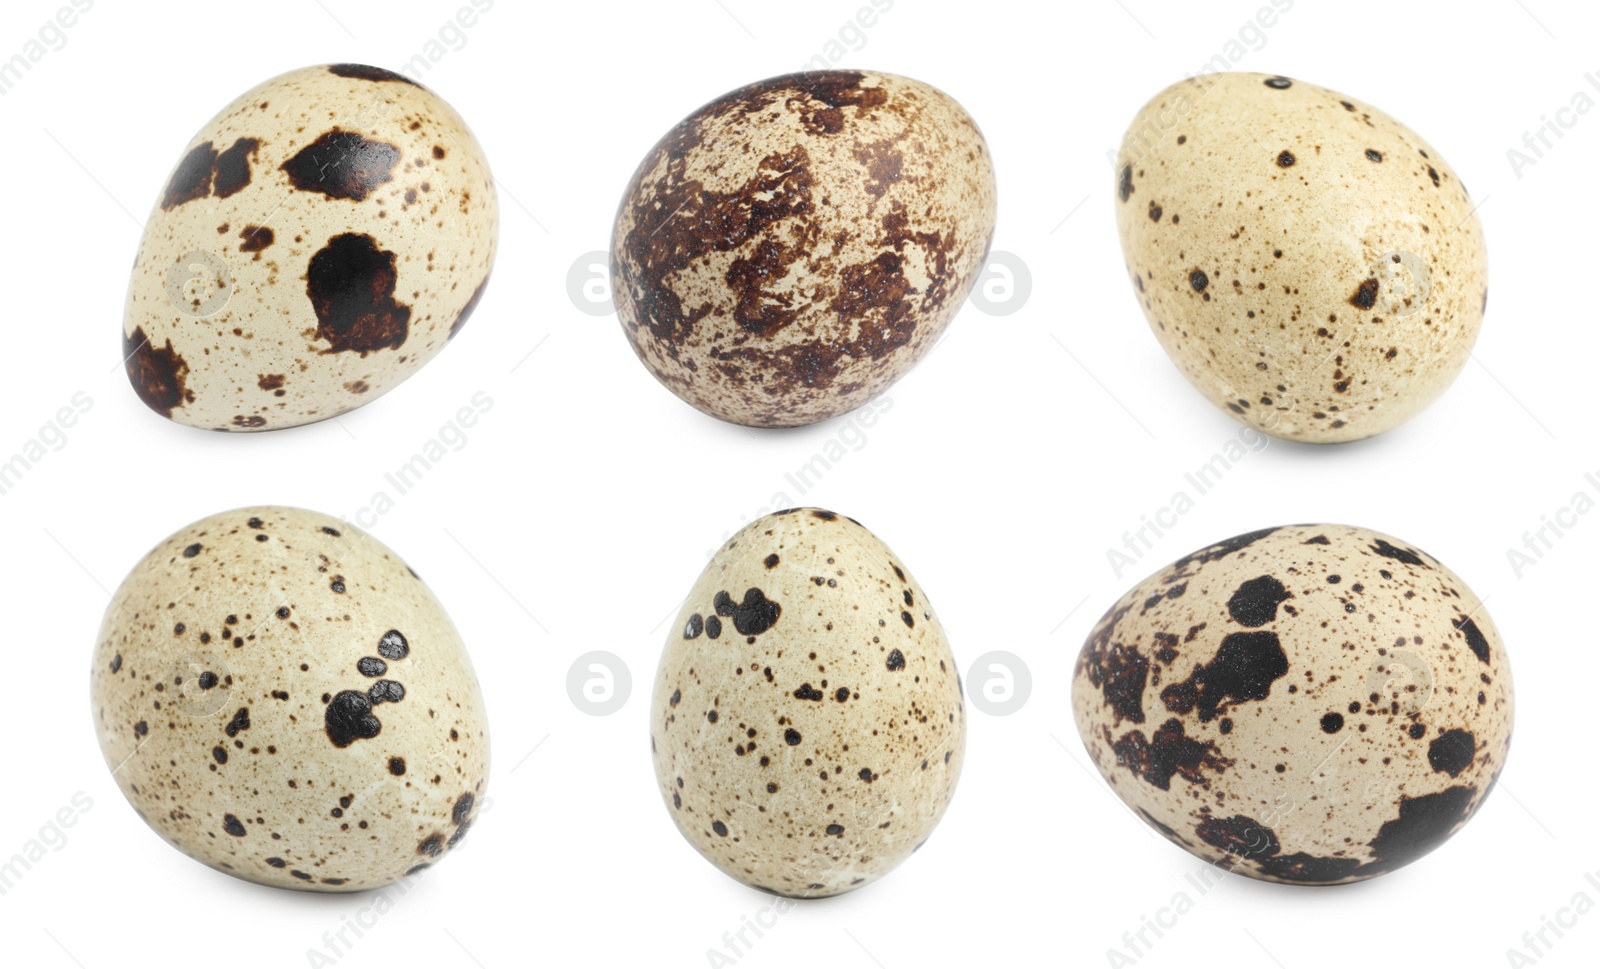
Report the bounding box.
[0,1,1595,966]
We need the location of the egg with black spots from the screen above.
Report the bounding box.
[90,506,489,891]
[612,70,997,428]
[1114,73,1487,443]
[123,64,497,431]
[651,508,965,896]
[1071,524,1513,884]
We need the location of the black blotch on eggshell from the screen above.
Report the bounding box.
[377,630,410,660]
[325,690,382,747]
[306,233,412,355]
[1428,729,1476,777]
[1226,576,1291,627]
[713,589,782,636]
[124,327,191,418]
[449,274,491,340]
[328,63,422,87]
[1160,632,1288,723]
[281,129,401,202]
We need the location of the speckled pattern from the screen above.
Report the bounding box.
[90,507,489,891]
[123,64,498,431]
[651,509,965,897]
[612,70,997,428]
[1114,73,1487,443]
[1072,524,1513,885]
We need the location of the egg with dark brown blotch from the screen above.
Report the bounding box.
[123,64,498,431]
[1072,524,1513,885]
[612,70,998,428]
[1114,73,1487,443]
[90,507,489,891]
[651,509,965,896]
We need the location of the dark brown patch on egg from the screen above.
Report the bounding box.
[161,138,260,209]
[1160,631,1288,723]
[124,326,191,417]
[698,70,889,137]
[161,142,219,210]
[1110,718,1231,790]
[1349,278,1380,310]
[1453,615,1492,664]
[1369,538,1426,566]
[325,690,382,748]
[281,129,401,202]
[212,138,260,199]
[712,588,782,635]
[449,274,491,340]
[1226,575,1291,627]
[1428,729,1476,777]
[1365,785,1478,872]
[328,63,422,87]
[239,225,275,254]
[306,233,412,354]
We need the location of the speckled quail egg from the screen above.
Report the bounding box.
[90,506,489,891]
[612,70,997,428]
[123,64,498,431]
[1114,73,1487,443]
[651,508,965,896]
[1072,524,1513,885]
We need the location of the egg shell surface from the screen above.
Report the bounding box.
[123,64,498,431]
[613,70,997,428]
[90,506,489,891]
[1114,72,1487,443]
[1072,523,1512,884]
[650,508,965,897]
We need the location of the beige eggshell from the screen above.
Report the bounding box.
[90,506,489,891]
[650,508,965,896]
[1114,72,1487,443]
[612,70,997,428]
[123,64,498,431]
[1072,524,1513,885]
